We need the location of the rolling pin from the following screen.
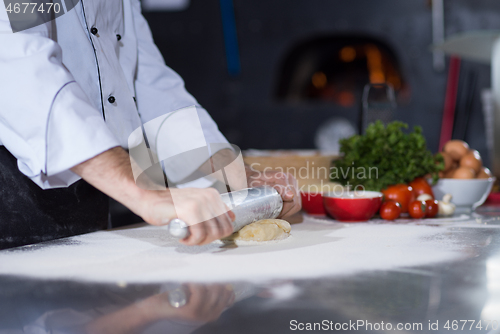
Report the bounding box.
[168,185,283,239]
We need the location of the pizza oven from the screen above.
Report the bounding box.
[144,0,500,159]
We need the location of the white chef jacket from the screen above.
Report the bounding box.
[0,0,230,189]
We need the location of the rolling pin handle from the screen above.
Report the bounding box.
[168,219,190,239]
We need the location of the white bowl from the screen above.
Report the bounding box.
[431,178,496,212]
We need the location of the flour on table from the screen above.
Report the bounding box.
[0,216,469,283]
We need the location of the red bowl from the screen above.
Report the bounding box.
[323,191,383,222]
[301,192,326,215]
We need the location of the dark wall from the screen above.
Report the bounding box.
[143,0,500,167]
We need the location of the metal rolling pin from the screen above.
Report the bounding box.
[168,185,283,239]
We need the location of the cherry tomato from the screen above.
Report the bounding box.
[382,184,414,213]
[408,201,426,219]
[425,199,439,218]
[409,177,434,199]
[379,201,401,220]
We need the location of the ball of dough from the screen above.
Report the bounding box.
[225,219,291,242]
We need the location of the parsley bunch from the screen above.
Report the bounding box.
[332,121,444,191]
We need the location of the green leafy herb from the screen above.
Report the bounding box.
[331,121,444,191]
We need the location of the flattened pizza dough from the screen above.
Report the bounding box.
[225,219,291,242]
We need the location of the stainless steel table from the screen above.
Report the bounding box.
[1,207,500,334]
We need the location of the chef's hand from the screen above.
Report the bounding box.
[246,167,301,218]
[71,147,234,246]
[139,187,235,246]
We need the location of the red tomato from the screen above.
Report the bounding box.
[408,201,426,219]
[409,177,434,199]
[425,199,439,218]
[382,184,414,213]
[379,201,401,220]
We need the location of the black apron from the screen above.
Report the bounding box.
[0,146,108,250]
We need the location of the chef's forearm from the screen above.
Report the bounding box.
[70,147,146,216]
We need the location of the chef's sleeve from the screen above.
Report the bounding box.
[130,0,233,183]
[0,9,121,189]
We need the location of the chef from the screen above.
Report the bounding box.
[0,0,300,249]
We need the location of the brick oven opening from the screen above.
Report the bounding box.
[275,35,407,107]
